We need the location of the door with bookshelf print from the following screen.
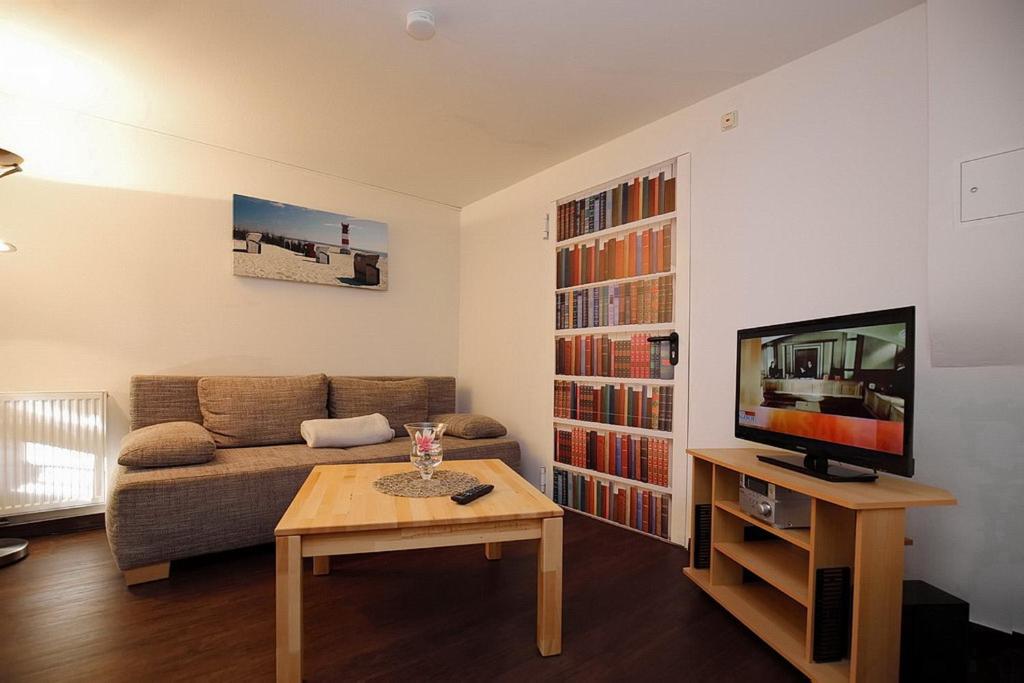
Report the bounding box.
[550,156,690,545]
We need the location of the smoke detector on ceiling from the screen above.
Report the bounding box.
[406,10,436,41]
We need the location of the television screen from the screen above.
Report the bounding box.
[735,307,914,476]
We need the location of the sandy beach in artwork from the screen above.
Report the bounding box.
[234,243,388,289]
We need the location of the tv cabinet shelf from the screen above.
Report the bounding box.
[683,567,843,682]
[714,540,809,606]
[714,499,811,550]
[686,448,956,683]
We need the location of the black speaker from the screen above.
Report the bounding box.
[813,566,851,662]
[692,504,712,569]
[900,580,969,682]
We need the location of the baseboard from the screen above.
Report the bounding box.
[0,512,105,538]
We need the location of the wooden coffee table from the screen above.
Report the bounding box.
[274,459,564,682]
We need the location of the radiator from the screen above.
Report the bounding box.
[0,392,107,516]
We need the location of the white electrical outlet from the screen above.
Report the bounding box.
[539,466,547,492]
[721,110,738,131]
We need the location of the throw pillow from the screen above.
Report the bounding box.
[118,421,216,467]
[198,374,328,447]
[428,413,507,439]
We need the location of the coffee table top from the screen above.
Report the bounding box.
[275,459,562,536]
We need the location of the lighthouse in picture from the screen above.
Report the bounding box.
[340,222,351,254]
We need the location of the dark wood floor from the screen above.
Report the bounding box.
[2,513,806,682]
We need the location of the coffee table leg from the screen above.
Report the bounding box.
[276,536,302,682]
[313,556,331,575]
[484,543,502,560]
[536,517,563,656]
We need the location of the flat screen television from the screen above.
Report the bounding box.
[735,306,914,481]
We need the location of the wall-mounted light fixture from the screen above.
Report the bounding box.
[0,148,23,180]
[0,147,23,254]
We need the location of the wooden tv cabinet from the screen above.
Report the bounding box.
[684,448,955,683]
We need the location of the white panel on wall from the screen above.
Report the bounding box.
[961,147,1024,222]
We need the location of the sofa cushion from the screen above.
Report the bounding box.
[105,436,521,570]
[328,377,428,431]
[428,413,507,439]
[117,421,216,467]
[197,374,328,447]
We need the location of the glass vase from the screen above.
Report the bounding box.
[404,422,447,480]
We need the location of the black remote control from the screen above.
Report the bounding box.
[451,483,494,505]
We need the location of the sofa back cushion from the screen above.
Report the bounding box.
[328,377,428,431]
[130,375,455,430]
[198,374,328,447]
[130,375,205,430]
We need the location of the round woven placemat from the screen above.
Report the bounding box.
[372,469,480,498]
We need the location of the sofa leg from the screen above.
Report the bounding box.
[123,561,170,586]
[313,556,331,576]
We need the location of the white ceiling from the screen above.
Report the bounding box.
[0,0,920,207]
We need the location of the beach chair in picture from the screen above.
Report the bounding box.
[353,253,381,286]
[244,231,262,254]
[315,247,331,264]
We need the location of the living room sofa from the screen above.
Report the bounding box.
[106,375,520,585]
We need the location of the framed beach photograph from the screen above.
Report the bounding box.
[232,194,389,290]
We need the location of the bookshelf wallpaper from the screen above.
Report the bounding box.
[552,159,685,544]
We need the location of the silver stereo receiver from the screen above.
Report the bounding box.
[738,474,811,529]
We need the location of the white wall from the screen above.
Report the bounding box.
[927,0,1024,367]
[0,93,461,461]
[921,0,1024,632]
[459,5,1021,632]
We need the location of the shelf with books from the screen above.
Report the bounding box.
[555,159,675,243]
[554,379,674,432]
[556,211,677,248]
[556,274,674,331]
[555,222,673,289]
[555,462,672,495]
[554,423,671,487]
[553,417,672,439]
[555,270,675,294]
[550,154,689,547]
[552,322,675,338]
[555,330,676,380]
[554,374,675,386]
[553,466,671,540]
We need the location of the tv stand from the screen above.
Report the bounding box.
[757,453,878,482]
[685,448,956,682]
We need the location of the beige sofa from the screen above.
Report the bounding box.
[106,375,520,585]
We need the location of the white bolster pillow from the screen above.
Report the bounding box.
[300,413,395,448]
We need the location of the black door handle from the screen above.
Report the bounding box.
[646,331,679,366]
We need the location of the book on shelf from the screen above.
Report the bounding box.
[555,332,675,380]
[556,173,677,241]
[552,467,670,539]
[553,380,673,431]
[552,426,670,487]
[556,275,674,330]
[555,223,672,288]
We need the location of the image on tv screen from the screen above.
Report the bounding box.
[738,322,907,455]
